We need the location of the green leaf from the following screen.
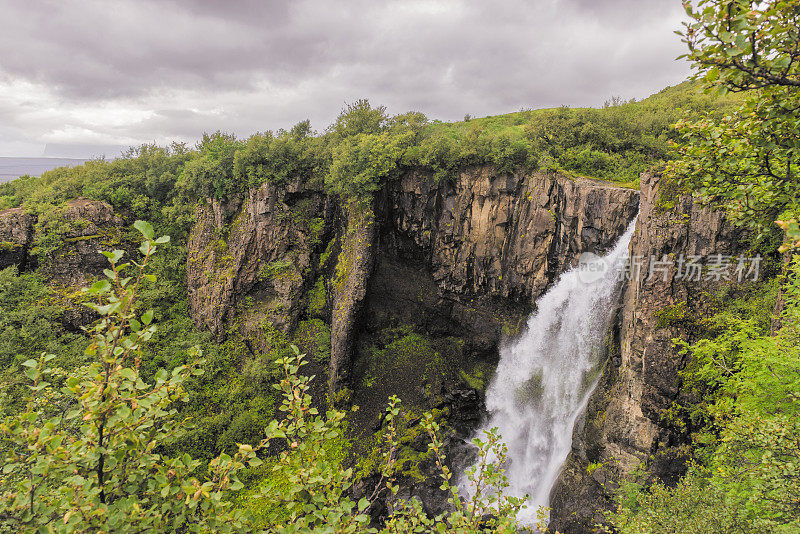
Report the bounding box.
[133,220,155,240]
[142,309,154,325]
[101,249,125,264]
[87,279,111,294]
[119,368,137,381]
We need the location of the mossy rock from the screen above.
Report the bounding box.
[293,319,331,364]
[306,277,327,317]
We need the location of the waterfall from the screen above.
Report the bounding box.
[462,217,637,527]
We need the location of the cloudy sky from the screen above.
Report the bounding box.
[0,0,691,158]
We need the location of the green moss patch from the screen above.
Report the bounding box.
[293,319,331,364]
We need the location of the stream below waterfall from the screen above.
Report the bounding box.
[461,217,637,527]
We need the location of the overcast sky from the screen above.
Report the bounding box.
[0,0,691,158]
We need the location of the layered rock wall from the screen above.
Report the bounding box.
[386,167,639,303]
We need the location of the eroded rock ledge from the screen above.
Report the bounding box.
[0,198,124,285]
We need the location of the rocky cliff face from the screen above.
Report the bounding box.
[183,167,643,522]
[187,180,332,343]
[385,167,639,303]
[39,198,126,287]
[549,171,747,533]
[187,167,640,395]
[330,200,377,391]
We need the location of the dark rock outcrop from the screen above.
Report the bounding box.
[40,198,125,287]
[1,198,125,284]
[1,198,129,329]
[550,171,748,533]
[0,207,34,270]
[353,388,486,523]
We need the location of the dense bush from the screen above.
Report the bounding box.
[669,0,800,234]
[0,223,258,533]
[0,268,87,414]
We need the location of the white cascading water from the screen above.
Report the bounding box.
[462,217,637,527]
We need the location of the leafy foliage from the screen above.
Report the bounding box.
[384,419,528,533]
[0,224,260,533]
[0,222,530,532]
[670,0,800,233]
[241,349,528,533]
[178,132,244,201]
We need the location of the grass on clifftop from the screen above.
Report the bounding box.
[424,81,740,187]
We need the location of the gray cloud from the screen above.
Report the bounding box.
[0,0,691,156]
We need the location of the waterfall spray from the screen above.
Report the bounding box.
[462,217,637,527]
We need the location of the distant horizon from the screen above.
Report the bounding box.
[0,156,92,183]
[0,144,127,160]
